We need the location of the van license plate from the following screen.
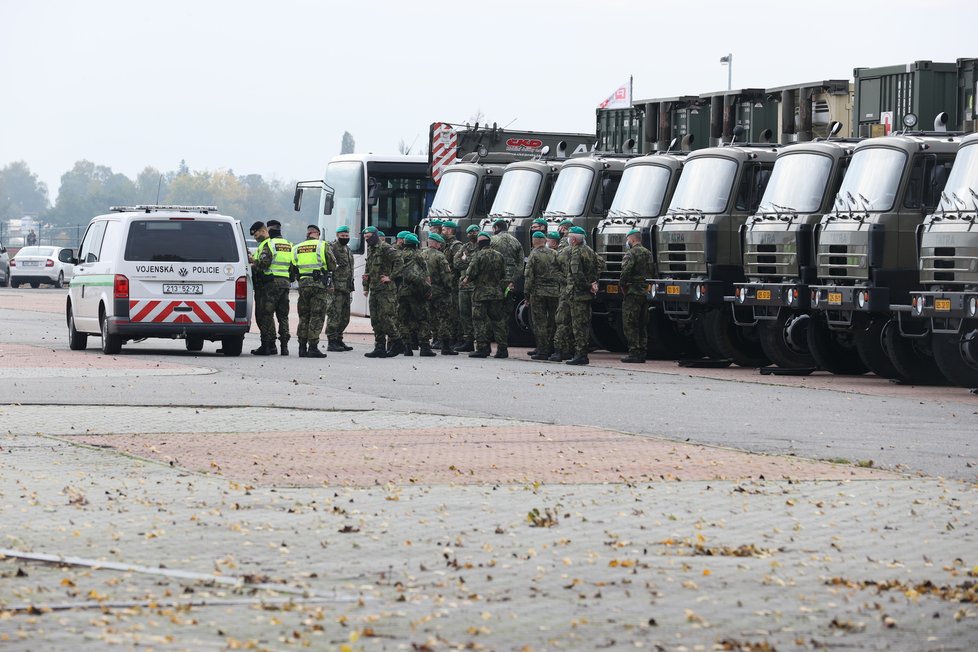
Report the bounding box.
[827,292,843,305]
[935,299,951,312]
[756,289,771,300]
[666,285,681,296]
[163,284,203,295]
[605,284,618,294]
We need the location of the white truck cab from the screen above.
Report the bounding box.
[66,205,253,356]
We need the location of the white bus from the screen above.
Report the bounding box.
[294,154,434,315]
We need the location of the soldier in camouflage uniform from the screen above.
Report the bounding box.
[440,220,463,347]
[291,224,330,358]
[524,231,561,361]
[549,230,574,362]
[421,233,458,355]
[396,234,435,356]
[490,218,525,344]
[462,232,508,358]
[619,229,654,363]
[252,220,294,356]
[362,226,404,358]
[564,226,600,366]
[325,225,354,352]
[452,225,481,352]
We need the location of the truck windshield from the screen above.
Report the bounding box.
[757,152,833,214]
[938,143,978,212]
[544,166,594,217]
[835,147,906,212]
[667,156,737,213]
[609,164,671,217]
[490,169,542,218]
[322,161,364,249]
[429,170,477,217]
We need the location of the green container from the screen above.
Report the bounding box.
[595,107,644,154]
[853,60,960,136]
[957,58,978,133]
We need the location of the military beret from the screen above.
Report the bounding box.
[396,230,412,239]
[627,228,641,236]
[477,231,493,239]
[466,224,480,233]
[249,221,265,235]
[267,219,281,228]
[442,220,458,229]
[492,217,508,225]
[428,232,445,244]
[306,224,320,232]
[569,226,586,235]
[404,233,420,246]
[532,218,548,225]
[429,218,443,226]
[531,231,546,239]
[362,225,378,234]
[336,225,350,233]
[547,231,560,240]
[559,219,574,227]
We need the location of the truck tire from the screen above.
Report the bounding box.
[883,327,948,386]
[854,317,902,380]
[647,307,700,359]
[591,311,627,353]
[757,312,815,369]
[931,332,978,388]
[100,308,122,355]
[221,335,243,357]
[700,308,768,368]
[805,315,866,375]
[67,305,87,351]
[692,314,726,360]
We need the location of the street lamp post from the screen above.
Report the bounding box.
[720,53,732,90]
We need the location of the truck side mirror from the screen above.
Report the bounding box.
[323,193,335,215]
[293,187,303,212]
[368,178,380,206]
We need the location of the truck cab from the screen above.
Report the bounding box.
[651,142,779,366]
[417,156,510,243]
[540,155,628,249]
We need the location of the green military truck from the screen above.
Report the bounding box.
[592,151,690,355]
[809,115,961,383]
[420,157,511,239]
[650,139,779,366]
[732,128,865,370]
[906,130,978,387]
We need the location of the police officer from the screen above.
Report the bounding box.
[564,226,599,366]
[326,225,354,352]
[252,220,294,355]
[452,224,481,352]
[249,221,268,343]
[362,226,403,358]
[421,233,458,355]
[461,232,508,358]
[619,228,654,363]
[525,231,561,361]
[397,233,435,356]
[292,224,330,358]
[441,220,463,347]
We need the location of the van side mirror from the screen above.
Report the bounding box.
[293,187,304,212]
[58,249,74,263]
[323,193,335,215]
[367,178,380,206]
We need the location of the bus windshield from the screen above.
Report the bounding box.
[322,161,364,249]
[667,157,737,214]
[757,153,833,214]
[544,166,594,217]
[835,147,906,212]
[490,169,543,218]
[609,164,671,217]
[429,170,477,218]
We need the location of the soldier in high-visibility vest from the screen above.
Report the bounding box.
[292,224,331,358]
[252,219,294,356]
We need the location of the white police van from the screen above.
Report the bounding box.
[66,205,253,356]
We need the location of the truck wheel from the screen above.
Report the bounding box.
[185,336,204,352]
[700,308,768,368]
[67,306,87,351]
[931,332,978,388]
[692,314,725,360]
[854,317,902,380]
[221,335,243,357]
[648,307,700,359]
[591,316,626,353]
[806,315,867,375]
[99,308,122,355]
[758,312,815,369]
[884,326,947,386]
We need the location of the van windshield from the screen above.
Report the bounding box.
[124,220,240,262]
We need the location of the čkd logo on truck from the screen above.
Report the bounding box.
[506,138,544,150]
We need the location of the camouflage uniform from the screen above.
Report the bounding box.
[566,243,599,357]
[421,246,454,345]
[292,239,330,349]
[396,248,432,347]
[443,235,464,341]
[524,245,561,357]
[619,243,653,357]
[462,247,507,354]
[254,236,293,347]
[454,239,479,346]
[551,244,574,357]
[326,239,354,345]
[364,239,400,347]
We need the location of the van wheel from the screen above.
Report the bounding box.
[10,280,20,288]
[806,315,867,375]
[854,317,902,379]
[221,335,243,357]
[700,308,768,368]
[100,309,123,355]
[758,312,815,369]
[54,272,64,289]
[185,336,204,352]
[931,332,978,388]
[883,326,947,385]
[67,306,88,351]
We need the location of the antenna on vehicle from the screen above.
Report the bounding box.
[503,118,518,128]
[156,175,163,205]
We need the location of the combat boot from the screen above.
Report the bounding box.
[431,338,442,349]
[468,346,490,358]
[620,352,645,363]
[326,338,345,352]
[493,346,509,359]
[441,341,458,356]
[279,338,289,356]
[527,349,537,357]
[251,342,274,356]
[453,340,475,352]
[306,343,327,358]
[298,342,308,357]
[419,342,436,357]
[561,351,574,361]
[339,339,354,351]
[364,340,387,358]
[386,338,406,357]
[566,352,590,366]
[409,335,419,351]
[547,350,563,362]
[531,349,551,361]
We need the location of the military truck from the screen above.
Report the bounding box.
[732,126,865,371]
[906,130,978,387]
[650,137,779,366]
[420,156,511,240]
[592,150,691,355]
[809,114,961,384]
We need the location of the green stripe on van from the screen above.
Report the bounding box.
[69,275,115,287]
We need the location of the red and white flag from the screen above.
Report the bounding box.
[430,122,458,184]
[598,81,631,110]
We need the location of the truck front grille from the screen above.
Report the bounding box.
[920,244,978,285]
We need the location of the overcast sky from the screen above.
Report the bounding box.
[2,0,976,195]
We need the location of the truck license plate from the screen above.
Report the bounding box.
[163,284,203,295]
[666,285,680,296]
[935,299,951,312]
[756,289,771,300]
[606,284,618,294]
[827,292,843,305]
